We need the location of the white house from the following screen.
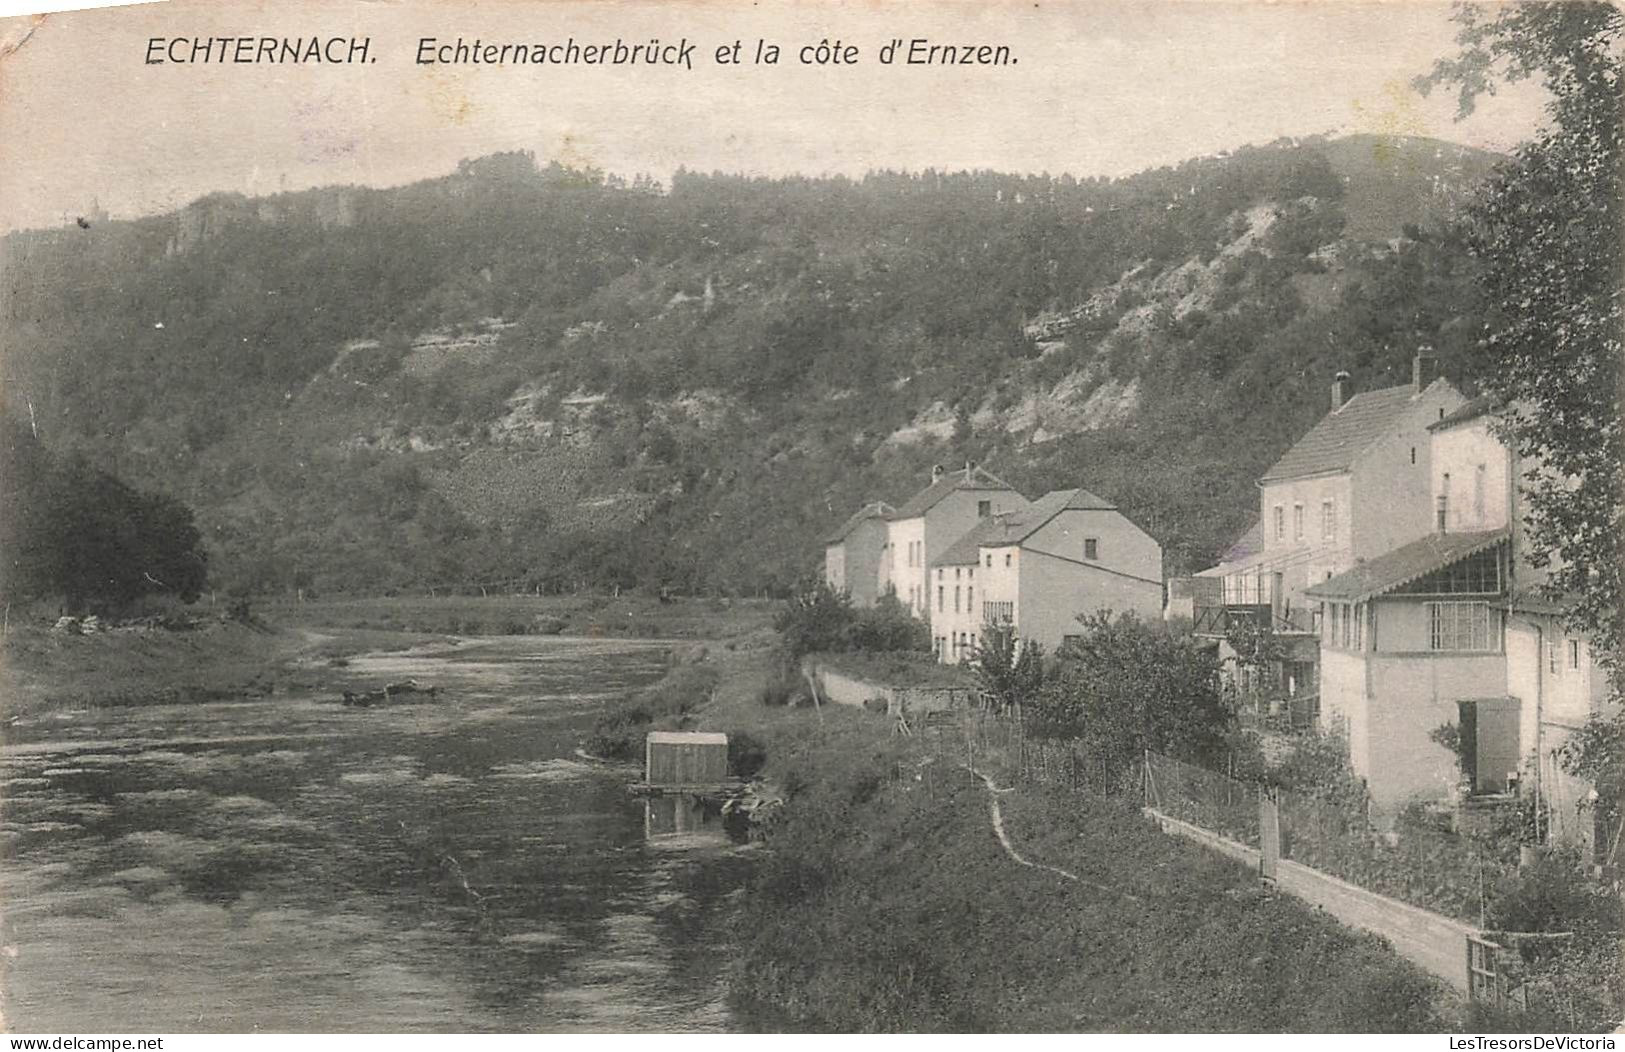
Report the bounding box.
[823,501,894,607]
[927,488,1164,663]
[1187,354,1466,704]
[881,464,1027,618]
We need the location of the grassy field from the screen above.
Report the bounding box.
[679,647,1465,1033]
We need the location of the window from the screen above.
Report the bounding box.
[967,586,973,610]
[1321,500,1335,542]
[985,554,992,568]
[1428,601,1496,652]
[1568,639,1581,670]
[1293,503,1304,541]
[954,567,961,580]
[1004,553,1012,567]
[1273,505,1284,540]
[1352,603,1364,651]
[984,601,1014,625]
[1410,446,1417,465]
[937,586,944,613]
[1084,538,1098,560]
[1339,603,1352,649]
[1394,546,1502,595]
[1548,642,1561,675]
[1328,603,1340,645]
[977,500,991,518]
[968,567,974,580]
[953,586,961,613]
[1436,495,1448,533]
[1473,464,1486,523]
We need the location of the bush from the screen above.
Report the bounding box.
[586,663,722,759]
[728,732,769,779]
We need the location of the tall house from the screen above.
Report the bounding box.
[1188,355,1465,700]
[1431,398,1615,862]
[822,501,894,607]
[928,488,1163,663]
[883,464,1027,618]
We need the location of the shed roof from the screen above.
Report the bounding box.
[891,465,1019,520]
[1260,379,1451,483]
[646,731,728,745]
[824,501,895,545]
[1305,529,1508,602]
[930,487,1115,567]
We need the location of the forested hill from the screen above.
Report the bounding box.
[0,134,1503,598]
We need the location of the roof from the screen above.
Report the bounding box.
[1305,529,1509,602]
[1220,521,1263,564]
[823,501,895,545]
[1260,380,1448,483]
[1430,394,1499,432]
[930,488,1115,567]
[646,731,728,745]
[891,465,1018,520]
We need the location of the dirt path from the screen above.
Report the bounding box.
[967,767,1142,903]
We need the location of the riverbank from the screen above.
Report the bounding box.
[265,593,777,641]
[688,649,1466,1032]
[0,593,774,721]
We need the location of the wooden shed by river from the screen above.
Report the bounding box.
[644,730,729,789]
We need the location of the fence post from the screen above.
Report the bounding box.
[1259,788,1280,882]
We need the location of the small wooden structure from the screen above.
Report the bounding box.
[631,731,737,797]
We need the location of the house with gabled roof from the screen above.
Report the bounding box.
[928,487,1163,663]
[1185,354,1466,708]
[1428,395,1617,865]
[881,463,1027,617]
[822,501,894,607]
[1308,528,1513,812]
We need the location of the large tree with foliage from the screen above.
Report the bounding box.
[1420,3,1625,875]
[0,417,208,610]
[1419,2,1623,679]
[1028,611,1230,774]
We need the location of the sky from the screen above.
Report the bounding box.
[0,0,1552,232]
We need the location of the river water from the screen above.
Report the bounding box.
[0,636,754,1032]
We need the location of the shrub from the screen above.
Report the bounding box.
[728,732,769,779]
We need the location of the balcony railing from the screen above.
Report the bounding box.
[1192,602,1319,639]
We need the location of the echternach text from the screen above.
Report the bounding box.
[145,37,373,64]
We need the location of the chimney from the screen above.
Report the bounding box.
[1331,370,1353,410]
[1413,349,1439,393]
[964,460,976,482]
[931,464,945,484]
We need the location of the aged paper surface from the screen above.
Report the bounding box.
[1,0,1619,1037]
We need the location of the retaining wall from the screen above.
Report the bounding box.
[1145,807,1474,994]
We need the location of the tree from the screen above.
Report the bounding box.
[773,579,855,659]
[1030,611,1231,772]
[0,417,208,610]
[1418,3,1624,684]
[972,625,1045,714]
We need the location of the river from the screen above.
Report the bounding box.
[0,635,755,1032]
